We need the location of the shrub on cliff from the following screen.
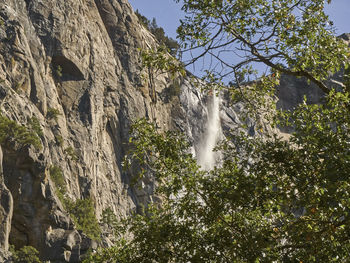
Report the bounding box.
[49,166,101,241]
[135,10,179,56]
[65,198,101,241]
[10,245,42,263]
[0,113,42,150]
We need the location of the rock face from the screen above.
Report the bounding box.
[0,147,13,261]
[0,0,239,261]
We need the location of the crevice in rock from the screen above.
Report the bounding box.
[106,120,123,177]
[93,0,120,46]
[2,150,51,258]
[24,0,31,9]
[78,90,92,125]
[52,56,85,81]
[29,69,38,105]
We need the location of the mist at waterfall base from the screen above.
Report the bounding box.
[197,93,222,170]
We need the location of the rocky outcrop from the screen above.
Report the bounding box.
[0,147,13,261]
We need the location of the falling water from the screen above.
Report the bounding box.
[197,92,222,170]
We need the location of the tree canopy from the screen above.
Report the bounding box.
[86,90,350,262]
[176,0,348,94]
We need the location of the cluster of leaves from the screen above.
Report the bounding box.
[135,10,180,56]
[101,208,119,231]
[10,245,42,263]
[49,166,101,240]
[65,198,101,241]
[0,113,42,150]
[344,65,350,92]
[55,134,64,146]
[54,65,63,79]
[64,146,78,161]
[49,165,67,202]
[85,90,350,261]
[28,116,44,138]
[176,0,348,94]
[140,46,186,102]
[47,107,61,121]
[141,46,185,78]
[82,240,132,263]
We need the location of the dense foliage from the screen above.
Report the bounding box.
[86,93,350,262]
[10,245,42,263]
[0,113,41,150]
[49,166,101,240]
[65,198,101,241]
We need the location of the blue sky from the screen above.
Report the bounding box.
[129,0,349,39]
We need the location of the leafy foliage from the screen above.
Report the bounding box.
[47,107,61,121]
[82,240,132,263]
[141,46,185,78]
[65,198,101,241]
[54,65,63,78]
[86,92,350,261]
[10,245,42,263]
[101,208,118,230]
[0,113,41,150]
[140,46,185,102]
[28,116,44,138]
[49,166,101,240]
[140,46,186,86]
[344,65,350,92]
[49,165,67,201]
[176,0,349,94]
[55,134,64,146]
[64,146,78,161]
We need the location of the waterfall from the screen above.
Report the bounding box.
[197,92,222,170]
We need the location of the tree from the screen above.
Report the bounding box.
[135,12,180,56]
[84,1,350,262]
[176,0,348,95]
[11,245,42,263]
[0,113,42,150]
[86,92,350,262]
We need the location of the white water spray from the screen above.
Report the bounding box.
[197,92,222,170]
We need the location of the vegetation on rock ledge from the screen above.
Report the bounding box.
[10,245,42,263]
[0,113,42,150]
[135,10,180,56]
[49,166,101,241]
